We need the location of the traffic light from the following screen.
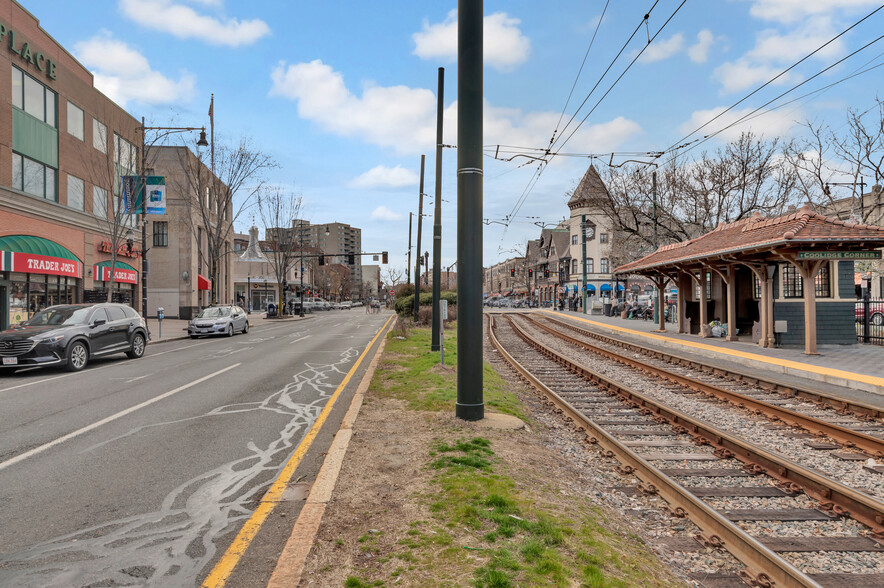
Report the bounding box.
[348,253,355,265]
[528,269,533,277]
[544,268,550,278]
[382,251,388,264]
[319,255,325,266]
[510,268,515,277]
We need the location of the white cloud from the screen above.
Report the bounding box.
[749,0,880,24]
[639,33,684,64]
[119,0,270,47]
[412,10,530,71]
[74,34,195,107]
[350,165,419,190]
[270,60,642,157]
[680,106,801,142]
[746,24,843,63]
[713,59,795,93]
[370,206,404,221]
[688,29,716,63]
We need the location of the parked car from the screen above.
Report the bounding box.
[855,301,884,326]
[188,305,249,338]
[0,303,148,373]
[340,301,352,310]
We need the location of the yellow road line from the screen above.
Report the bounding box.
[542,310,884,388]
[202,316,394,588]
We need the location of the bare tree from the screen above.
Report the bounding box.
[256,188,302,315]
[173,137,276,305]
[381,266,405,288]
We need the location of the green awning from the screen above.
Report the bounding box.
[94,260,136,271]
[0,235,79,261]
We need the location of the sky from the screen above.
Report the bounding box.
[18,0,884,276]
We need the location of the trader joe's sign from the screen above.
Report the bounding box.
[797,250,882,260]
[93,265,137,284]
[0,251,81,277]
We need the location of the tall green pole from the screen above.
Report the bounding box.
[581,214,587,314]
[431,67,444,352]
[413,155,425,322]
[456,0,484,421]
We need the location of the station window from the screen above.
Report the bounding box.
[571,235,578,245]
[782,265,803,298]
[12,66,57,126]
[153,221,168,247]
[572,259,578,273]
[600,233,609,244]
[12,152,57,201]
[815,263,831,298]
[67,101,84,140]
[753,275,761,299]
[586,258,594,273]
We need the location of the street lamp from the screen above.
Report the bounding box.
[136,119,208,319]
[298,220,306,317]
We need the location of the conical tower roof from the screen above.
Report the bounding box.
[239,226,267,262]
[567,165,610,210]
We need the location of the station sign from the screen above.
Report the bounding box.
[796,250,882,260]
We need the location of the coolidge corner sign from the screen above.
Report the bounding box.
[0,19,58,80]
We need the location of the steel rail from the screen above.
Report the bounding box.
[488,315,821,588]
[540,312,884,421]
[502,314,884,539]
[524,314,884,457]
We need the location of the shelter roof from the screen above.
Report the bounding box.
[615,205,884,274]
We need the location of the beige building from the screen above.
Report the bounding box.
[281,220,363,297]
[233,228,316,311]
[145,146,232,319]
[564,165,617,300]
[362,264,380,299]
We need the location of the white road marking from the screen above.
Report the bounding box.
[125,374,151,384]
[289,335,312,345]
[0,363,241,472]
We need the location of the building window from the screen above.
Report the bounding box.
[93,186,108,218]
[153,221,168,247]
[67,102,84,140]
[572,259,578,273]
[600,233,609,244]
[753,275,761,299]
[13,67,56,126]
[782,264,803,298]
[586,258,594,273]
[114,134,138,227]
[571,235,578,245]
[93,119,107,153]
[600,258,609,273]
[67,174,84,210]
[815,263,831,298]
[12,152,56,201]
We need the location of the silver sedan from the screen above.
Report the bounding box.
[188,305,249,338]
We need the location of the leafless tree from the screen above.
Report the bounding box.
[173,137,276,305]
[256,188,302,314]
[381,266,406,287]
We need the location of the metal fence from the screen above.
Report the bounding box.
[856,297,884,344]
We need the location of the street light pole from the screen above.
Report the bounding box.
[299,219,306,317]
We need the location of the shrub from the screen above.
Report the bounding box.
[395,291,457,319]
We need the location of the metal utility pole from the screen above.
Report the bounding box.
[407,212,413,284]
[431,67,445,352]
[414,155,425,322]
[581,214,587,314]
[424,252,429,284]
[456,0,483,421]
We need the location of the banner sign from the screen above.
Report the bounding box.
[1,251,81,278]
[93,265,138,284]
[797,250,882,260]
[121,176,166,214]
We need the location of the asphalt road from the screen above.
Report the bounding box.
[0,310,392,587]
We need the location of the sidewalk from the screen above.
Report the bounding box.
[146,311,312,343]
[532,307,884,402]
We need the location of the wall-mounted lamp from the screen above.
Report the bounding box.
[182,270,190,282]
[325,226,330,236]
[87,268,92,277]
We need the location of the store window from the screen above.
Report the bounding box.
[12,152,57,201]
[153,221,168,247]
[67,174,84,210]
[93,119,107,153]
[12,66,56,126]
[586,258,594,273]
[67,102,84,140]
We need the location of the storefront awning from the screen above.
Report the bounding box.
[0,234,82,278]
[600,284,611,292]
[586,284,596,292]
[197,274,212,290]
[93,260,138,284]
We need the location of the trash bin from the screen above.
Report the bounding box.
[267,303,277,317]
[603,302,612,316]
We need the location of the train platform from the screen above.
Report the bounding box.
[531,308,884,404]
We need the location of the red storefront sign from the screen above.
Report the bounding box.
[0,251,81,278]
[97,241,140,258]
[94,265,138,284]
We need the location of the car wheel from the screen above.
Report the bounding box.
[873,313,884,326]
[126,332,146,359]
[66,341,88,372]
[242,321,249,334]
[227,324,234,337]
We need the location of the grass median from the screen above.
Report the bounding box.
[332,321,682,588]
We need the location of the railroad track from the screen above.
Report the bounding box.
[488,314,884,588]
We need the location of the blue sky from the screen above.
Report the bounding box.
[19,0,884,275]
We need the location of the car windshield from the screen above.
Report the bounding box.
[196,307,231,319]
[24,307,92,326]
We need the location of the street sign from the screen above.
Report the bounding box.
[797,250,882,260]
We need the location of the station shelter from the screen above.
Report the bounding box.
[613,206,884,355]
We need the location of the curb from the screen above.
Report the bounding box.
[147,316,315,346]
[265,318,393,588]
